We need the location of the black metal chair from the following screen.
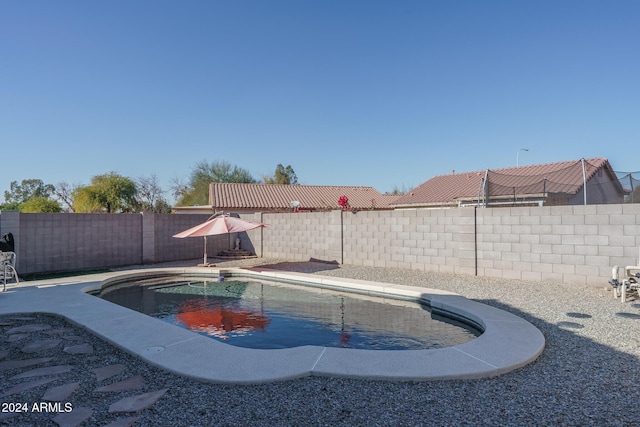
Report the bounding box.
[1,251,19,291]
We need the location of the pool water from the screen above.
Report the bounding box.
[98,277,480,350]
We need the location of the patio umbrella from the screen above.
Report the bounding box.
[173,215,269,265]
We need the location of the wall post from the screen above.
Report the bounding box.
[141,212,156,264]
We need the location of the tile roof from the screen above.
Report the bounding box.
[391,158,616,207]
[209,183,399,211]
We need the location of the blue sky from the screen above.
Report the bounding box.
[2,1,639,203]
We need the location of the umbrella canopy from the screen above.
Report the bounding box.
[173,215,268,238]
[173,215,269,265]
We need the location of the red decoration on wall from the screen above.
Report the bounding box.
[338,195,350,210]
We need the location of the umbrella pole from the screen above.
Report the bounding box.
[204,236,208,265]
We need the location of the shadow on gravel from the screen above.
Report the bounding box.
[249,258,341,274]
[443,297,640,426]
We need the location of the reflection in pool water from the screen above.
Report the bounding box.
[175,299,270,339]
[99,277,480,350]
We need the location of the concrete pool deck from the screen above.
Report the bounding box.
[0,267,545,383]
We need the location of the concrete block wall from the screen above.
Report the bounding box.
[260,211,343,262]
[240,213,266,257]
[258,204,640,286]
[0,212,225,274]
[0,211,268,274]
[342,208,477,274]
[476,204,640,286]
[2,205,639,284]
[13,213,143,274]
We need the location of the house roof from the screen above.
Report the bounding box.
[391,158,617,207]
[209,183,399,211]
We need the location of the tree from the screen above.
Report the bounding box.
[72,172,137,213]
[20,196,62,213]
[193,160,256,183]
[135,175,171,213]
[169,175,189,203]
[53,182,79,212]
[386,183,413,195]
[4,179,55,204]
[0,201,20,211]
[150,199,173,214]
[264,164,298,185]
[72,187,103,213]
[176,160,257,206]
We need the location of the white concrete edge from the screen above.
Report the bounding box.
[0,267,545,383]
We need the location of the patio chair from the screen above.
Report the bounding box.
[624,245,640,281]
[1,251,19,292]
[609,246,640,303]
[0,233,14,252]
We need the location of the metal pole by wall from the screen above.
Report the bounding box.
[340,210,344,265]
[483,169,489,207]
[260,212,264,257]
[474,206,478,276]
[581,158,587,205]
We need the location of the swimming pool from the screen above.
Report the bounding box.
[1,266,545,382]
[97,276,480,350]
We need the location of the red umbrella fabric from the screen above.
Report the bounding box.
[173,215,269,265]
[173,215,268,238]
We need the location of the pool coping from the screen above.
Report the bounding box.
[0,267,545,383]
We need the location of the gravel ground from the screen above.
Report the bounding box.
[3,258,640,426]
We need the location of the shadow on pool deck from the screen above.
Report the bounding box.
[249,258,341,274]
